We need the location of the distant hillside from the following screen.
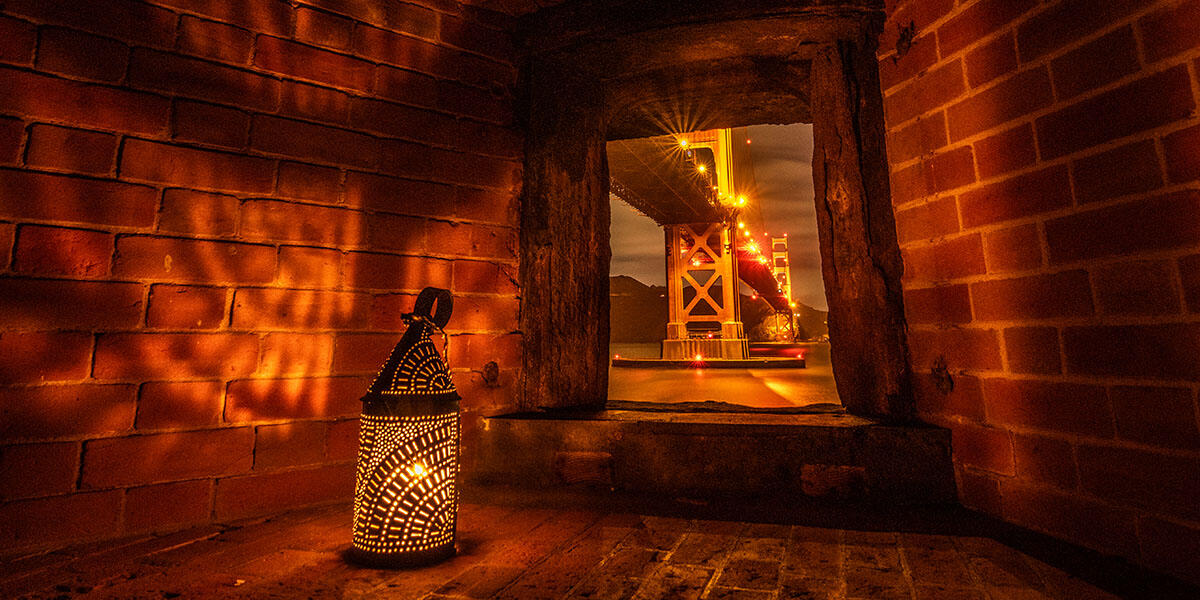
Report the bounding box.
[609,275,828,343]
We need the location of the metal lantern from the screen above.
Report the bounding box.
[349,287,460,568]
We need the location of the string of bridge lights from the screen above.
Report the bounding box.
[675,135,796,310]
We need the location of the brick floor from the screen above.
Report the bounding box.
[2,499,1158,600]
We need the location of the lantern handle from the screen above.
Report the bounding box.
[409,287,453,329]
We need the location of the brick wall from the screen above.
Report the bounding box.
[880,0,1200,583]
[0,0,521,551]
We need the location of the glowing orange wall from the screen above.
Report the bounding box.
[0,0,521,551]
[881,0,1200,583]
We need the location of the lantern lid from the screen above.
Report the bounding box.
[366,287,457,397]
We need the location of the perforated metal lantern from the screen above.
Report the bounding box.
[349,287,459,568]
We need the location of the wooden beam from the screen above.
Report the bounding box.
[518,61,610,410]
[810,30,917,421]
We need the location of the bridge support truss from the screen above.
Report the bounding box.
[662,222,748,360]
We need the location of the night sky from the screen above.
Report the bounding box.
[609,123,827,310]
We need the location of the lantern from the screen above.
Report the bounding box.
[349,287,459,568]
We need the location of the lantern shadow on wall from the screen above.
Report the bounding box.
[347,287,460,568]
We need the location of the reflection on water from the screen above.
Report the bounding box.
[607,342,840,409]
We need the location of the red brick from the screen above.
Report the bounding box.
[225,377,364,422]
[124,480,212,533]
[0,384,136,440]
[1012,434,1075,489]
[983,378,1112,438]
[1077,444,1200,520]
[0,223,13,267]
[951,425,1013,476]
[177,16,253,64]
[277,246,342,289]
[903,234,986,282]
[883,60,966,125]
[453,260,518,294]
[259,333,333,378]
[14,225,113,278]
[913,372,986,423]
[128,49,280,113]
[1045,192,1200,264]
[326,419,358,461]
[998,481,1138,560]
[373,64,440,108]
[880,34,939,93]
[946,68,1052,142]
[25,124,119,176]
[7,0,175,47]
[971,270,1093,321]
[279,82,351,125]
[136,381,224,429]
[81,428,254,488]
[960,166,1071,229]
[936,0,1035,58]
[887,111,948,164]
[439,13,514,60]
[121,139,275,194]
[908,328,1002,371]
[344,171,455,216]
[982,224,1041,274]
[152,0,293,38]
[1071,140,1163,205]
[450,294,519,332]
[1050,26,1140,101]
[964,32,1016,88]
[278,162,342,203]
[0,67,170,136]
[369,293,418,331]
[0,15,36,65]
[214,464,353,520]
[332,333,397,374]
[255,422,326,469]
[94,333,259,381]
[1037,66,1195,160]
[350,99,456,148]
[958,469,1001,516]
[173,100,250,149]
[296,7,354,50]
[881,0,954,52]
[0,330,91,385]
[972,124,1036,180]
[1162,123,1200,184]
[0,279,144,329]
[1110,385,1200,450]
[36,27,128,82]
[344,252,453,291]
[0,117,23,164]
[1017,0,1154,63]
[1139,517,1200,584]
[114,236,276,284]
[147,284,227,329]
[449,333,522,370]
[1139,0,1200,63]
[232,288,369,330]
[352,25,441,71]
[368,213,429,254]
[0,491,122,548]
[158,189,240,236]
[240,199,360,246]
[251,115,377,168]
[1182,254,1200,312]
[1064,323,1200,380]
[449,117,521,159]
[896,195,961,249]
[1093,260,1180,316]
[0,442,79,500]
[904,284,972,324]
[388,3,443,41]
[455,187,518,226]
[429,221,515,260]
[254,36,372,92]
[1002,327,1060,375]
[925,145,976,193]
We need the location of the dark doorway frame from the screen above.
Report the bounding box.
[515,0,915,421]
